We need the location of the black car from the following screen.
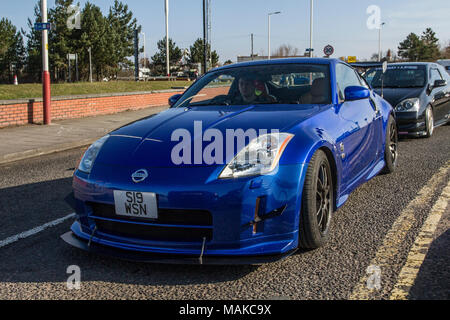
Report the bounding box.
[364,62,450,137]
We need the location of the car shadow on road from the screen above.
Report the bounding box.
[407,229,450,300]
[0,177,258,287]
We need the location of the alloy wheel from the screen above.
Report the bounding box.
[316,163,331,234]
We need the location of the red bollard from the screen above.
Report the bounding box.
[43,71,51,125]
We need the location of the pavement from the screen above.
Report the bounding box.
[0,105,168,165]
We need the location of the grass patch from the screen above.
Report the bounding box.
[0,81,193,100]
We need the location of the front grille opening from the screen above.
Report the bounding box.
[88,202,213,226]
[87,202,213,242]
[94,219,212,242]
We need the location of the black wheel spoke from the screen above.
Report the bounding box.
[315,161,332,233]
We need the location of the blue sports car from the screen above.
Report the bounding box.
[62,58,398,264]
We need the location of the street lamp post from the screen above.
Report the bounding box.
[41,0,51,125]
[268,11,281,60]
[309,0,314,57]
[88,47,92,83]
[378,22,386,62]
[165,0,169,77]
[141,32,146,67]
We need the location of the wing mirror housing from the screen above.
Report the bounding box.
[344,86,371,101]
[169,94,182,107]
[433,79,447,88]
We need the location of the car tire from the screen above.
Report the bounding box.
[299,150,333,249]
[381,115,398,174]
[424,106,434,138]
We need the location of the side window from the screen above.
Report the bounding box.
[437,66,449,80]
[430,68,443,84]
[336,64,362,101]
[356,71,370,89]
[440,66,450,81]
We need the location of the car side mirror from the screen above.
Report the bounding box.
[344,86,370,101]
[433,79,447,88]
[168,94,182,107]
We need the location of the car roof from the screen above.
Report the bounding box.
[212,58,341,73]
[385,62,437,68]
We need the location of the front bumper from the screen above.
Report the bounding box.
[63,163,306,262]
[395,110,427,136]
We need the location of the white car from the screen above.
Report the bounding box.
[437,59,450,75]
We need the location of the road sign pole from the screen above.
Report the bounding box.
[75,53,79,82]
[41,0,51,125]
[68,56,71,82]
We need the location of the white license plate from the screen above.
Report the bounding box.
[113,190,158,219]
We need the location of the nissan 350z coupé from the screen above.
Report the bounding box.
[62,58,398,264]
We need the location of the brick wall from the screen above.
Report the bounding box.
[0,86,231,128]
[0,91,183,128]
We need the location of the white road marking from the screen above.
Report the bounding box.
[349,162,450,300]
[0,213,75,248]
[390,179,450,300]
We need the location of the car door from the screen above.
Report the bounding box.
[335,64,379,189]
[429,67,449,124]
[436,65,450,121]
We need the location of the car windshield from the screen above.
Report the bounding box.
[172,64,331,108]
[364,65,426,88]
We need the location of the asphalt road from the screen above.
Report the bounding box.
[0,125,448,300]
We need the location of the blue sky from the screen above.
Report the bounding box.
[2,0,450,63]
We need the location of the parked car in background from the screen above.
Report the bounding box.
[364,62,450,137]
[437,59,450,75]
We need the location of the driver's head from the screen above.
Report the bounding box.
[238,77,256,99]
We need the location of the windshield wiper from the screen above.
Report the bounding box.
[191,102,231,106]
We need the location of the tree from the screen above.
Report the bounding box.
[107,0,141,76]
[223,60,233,65]
[23,2,42,82]
[151,37,182,74]
[441,41,450,59]
[272,44,300,57]
[48,0,76,81]
[0,18,25,83]
[420,28,440,61]
[398,33,422,61]
[78,2,112,81]
[398,28,440,62]
[187,38,219,68]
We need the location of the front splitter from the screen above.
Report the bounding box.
[61,231,298,265]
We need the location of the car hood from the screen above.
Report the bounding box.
[373,87,424,107]
[94,104,324,167]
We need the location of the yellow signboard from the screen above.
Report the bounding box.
[347,56,357,63]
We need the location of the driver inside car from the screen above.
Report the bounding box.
[233,76,277,104]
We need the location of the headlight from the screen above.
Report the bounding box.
[395,98,420,112]
[219,133,294,179]
[78,135,110,173]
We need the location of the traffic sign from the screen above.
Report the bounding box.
[323,45,334,57]
[347,56,357,63]
[34,22,51,31]
[382,61,388,73]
